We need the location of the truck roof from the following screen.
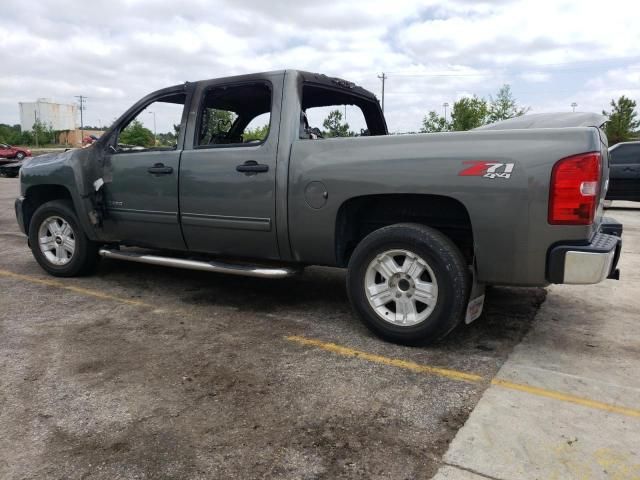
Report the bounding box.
[184,70,378,102]
[296,70,378,101]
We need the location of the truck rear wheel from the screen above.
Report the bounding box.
[346,223,469,345]
[28,200,99,277]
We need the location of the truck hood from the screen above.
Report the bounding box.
[474,112,607,131]
[21,149,77,171]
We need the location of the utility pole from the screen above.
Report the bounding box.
[75,95,87,145]
[34,109,39,148]
[377,72,387,113]
[571,102,578,112]
[148,111,157,145]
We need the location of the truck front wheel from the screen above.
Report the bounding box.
[346,223,469,345]
[28,200,100,277]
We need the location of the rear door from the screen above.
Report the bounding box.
[179,73,283,260]
[608,143,640,200]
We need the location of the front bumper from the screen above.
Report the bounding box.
[15,196,26,234]
[547,218,622,284]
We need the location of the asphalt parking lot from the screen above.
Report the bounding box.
[0,177,551,479]
[3,177,639,480]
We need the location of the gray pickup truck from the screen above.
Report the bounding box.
[14,70,623,345]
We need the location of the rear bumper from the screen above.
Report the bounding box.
[15,196,26,234]
[547,218,622,284]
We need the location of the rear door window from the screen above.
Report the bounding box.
[196,82,272,148]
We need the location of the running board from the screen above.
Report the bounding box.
[98,248,301,279]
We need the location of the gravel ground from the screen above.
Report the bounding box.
[0,177,545,479]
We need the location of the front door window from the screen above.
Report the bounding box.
[115,93,186,153]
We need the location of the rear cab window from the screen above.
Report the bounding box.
[299,81,387,140]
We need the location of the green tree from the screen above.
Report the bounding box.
[119,119,155,147]
[0,124,23,145]
[451,96,489,131]
[156,131,177,146]
[322,109,352,137]
[602,96,639,145]
[243,124,269,142]
[488,84,528,123]
[30,120,56,146]
[201,109,235,141]
[420,111,450,133]
[19,130,34,145]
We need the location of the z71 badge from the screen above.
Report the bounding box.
[459,161,514,179]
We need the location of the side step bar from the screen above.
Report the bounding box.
[98,248,301,279]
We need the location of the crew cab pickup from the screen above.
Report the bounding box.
[14,70,623,345]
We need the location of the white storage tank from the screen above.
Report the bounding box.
[19,99,78,132]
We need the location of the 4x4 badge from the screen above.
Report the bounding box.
[459,161,514,179]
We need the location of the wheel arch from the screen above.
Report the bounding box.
[335,193,475,268]
[22,184,75,235]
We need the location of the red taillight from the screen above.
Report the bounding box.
[549,152,601,225]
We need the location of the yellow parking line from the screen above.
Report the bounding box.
[286,335,640,419]
[3,267,638,419]
[491,378,640,418]
[286,335,484,383]
[0,269,152,307]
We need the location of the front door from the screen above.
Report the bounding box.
[103,89,188,250]
[179,75,283,260]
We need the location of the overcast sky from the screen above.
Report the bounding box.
[1,0,639,133]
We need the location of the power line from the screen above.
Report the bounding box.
[382,58,640,77]
[382,84,640,97]
[382,67,640,78]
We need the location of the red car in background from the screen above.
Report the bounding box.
[0,143,32,162]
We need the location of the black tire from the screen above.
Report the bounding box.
[16,152,25,160]
[28,200,99,277]
[346,223,469,345]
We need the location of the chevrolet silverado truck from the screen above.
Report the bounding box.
[14,70,623,345]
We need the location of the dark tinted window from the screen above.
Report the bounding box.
[610,144,640,165]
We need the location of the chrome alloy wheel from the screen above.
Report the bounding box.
[38,216,76,266]
[364,249,439,326]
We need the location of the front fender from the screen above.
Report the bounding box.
[20,148,105,241]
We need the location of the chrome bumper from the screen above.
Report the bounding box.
[563,249,616,284]
[547,225,622,285]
